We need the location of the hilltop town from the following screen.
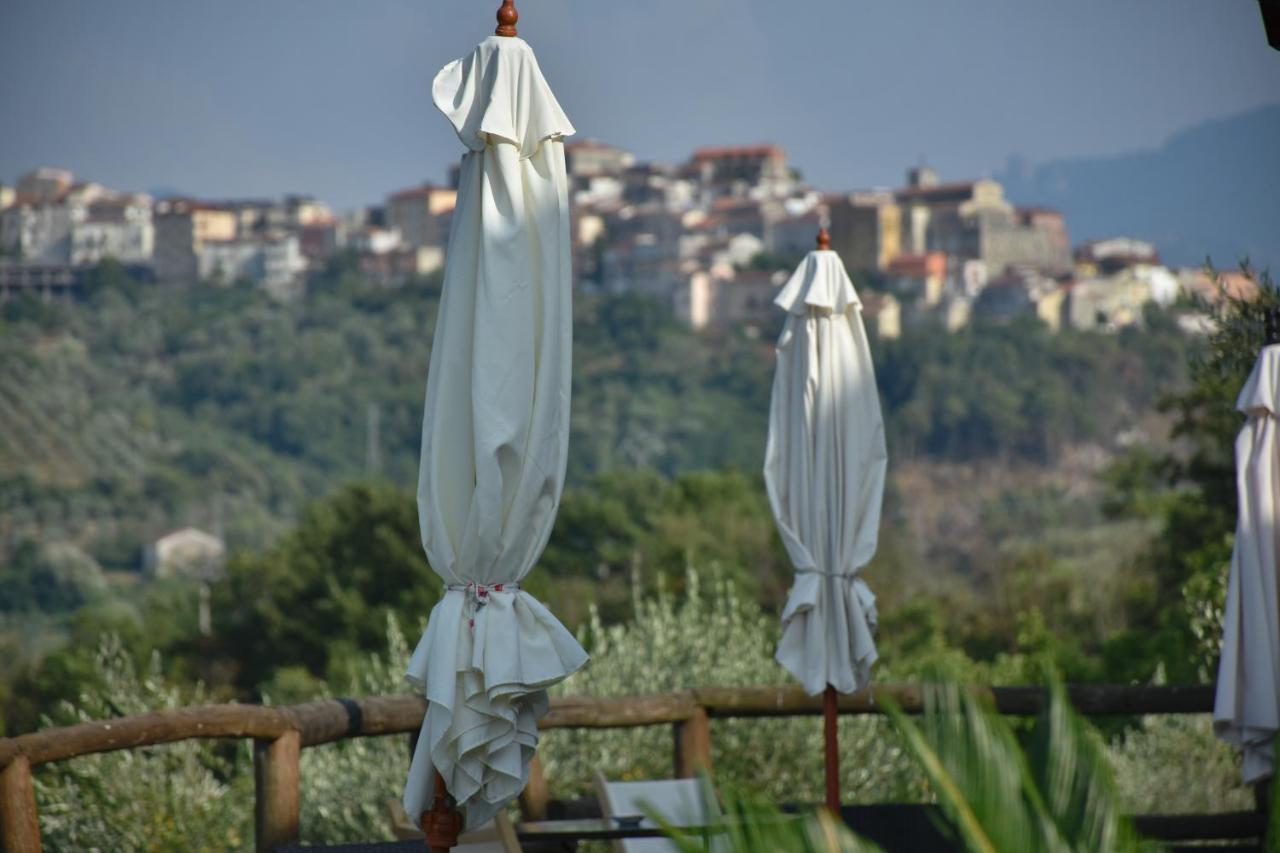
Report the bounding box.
[0,143,1255,334]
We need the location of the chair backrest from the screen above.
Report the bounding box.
[594,772,720,853]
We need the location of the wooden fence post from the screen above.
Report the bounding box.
[1,756,41,853]
[672,708,712,778]
[254,731,300,853]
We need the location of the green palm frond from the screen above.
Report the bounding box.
[885,684,1046,853]
[885,678,1146,853]
[1027,680,1140,852]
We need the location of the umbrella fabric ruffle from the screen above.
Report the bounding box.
[1215,344,1280,783]
[777,570,879,696]
[433,36,574,159]
[766,250,887,697]
[403,588,587,828]
[773,250,860,315]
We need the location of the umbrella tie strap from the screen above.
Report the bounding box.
[446,582,520,628]
[797,569,858,579]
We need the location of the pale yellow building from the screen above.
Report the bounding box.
[1034,284,1068,332]
[154,199,238,283]
[861,291,902,339]
[828,190,901,272]
[386,184,457,249]
[146,527,226,581]
[1066,273,1153,331]
[673,267,785,331]
[941,295,972,332]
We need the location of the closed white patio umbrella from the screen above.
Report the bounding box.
[404,1,588,843]
[1215,343,1280,782]
[765,229,887,811]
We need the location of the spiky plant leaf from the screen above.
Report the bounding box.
[887,678,1148,853]
[1027,680,1139,852]
[885,684,1037,853]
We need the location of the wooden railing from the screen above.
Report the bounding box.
[0,683,1247,852]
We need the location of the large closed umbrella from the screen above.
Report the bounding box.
[765,229,887,811]
[404,0,588,839]
[1215,343,1280,782]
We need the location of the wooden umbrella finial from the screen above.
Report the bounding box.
[816,227,831,251]
[495,0,518,37]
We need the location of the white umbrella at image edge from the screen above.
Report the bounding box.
[1215,343,1280,783]
[765,229,888,811]
[403,9,588,832]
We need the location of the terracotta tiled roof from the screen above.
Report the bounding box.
[886,252,946,277]
[710,197,761,212]
[691,144,784,162]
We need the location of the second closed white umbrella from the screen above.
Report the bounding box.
[765,229,887,811]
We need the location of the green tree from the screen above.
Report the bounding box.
[0,539,106,613]
[208,481,435,690]
[1103,266,1279,681]
[535,468,790,624]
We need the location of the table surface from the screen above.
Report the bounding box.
[517,816,776,841]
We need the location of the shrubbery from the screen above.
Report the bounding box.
[35,636,253,852]
[32,571,1250,849]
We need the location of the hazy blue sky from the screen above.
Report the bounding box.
[2,0,1277,209]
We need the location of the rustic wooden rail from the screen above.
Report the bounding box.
[0,683,1227,851]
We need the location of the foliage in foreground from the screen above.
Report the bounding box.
[659,679,1151,853]
[34,636,253,853]
[290,617,414,845]
[32,571,1251,849]
[887,681,1142,853]
[1109,710,1253,815]
[539,570,926,805]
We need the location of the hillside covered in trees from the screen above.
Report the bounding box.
[1,257,1190,563]
[0,255,1243,735]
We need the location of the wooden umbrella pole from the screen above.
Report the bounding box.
[421,769,463,852]
[823,685,840,813]
[818,225,839,814]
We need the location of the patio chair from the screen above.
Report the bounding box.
[386,797,521,852]
[593,772,724,853]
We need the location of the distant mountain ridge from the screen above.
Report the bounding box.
[996,103,1280,273]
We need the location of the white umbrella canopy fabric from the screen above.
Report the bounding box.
[766,242,887,697]
[1215,343,1280,783]
[402,31,588,830]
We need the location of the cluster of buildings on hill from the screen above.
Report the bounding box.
[564,145,1252,337]
[0,167,456,301]
[0,151,1254,333]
